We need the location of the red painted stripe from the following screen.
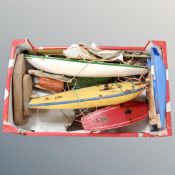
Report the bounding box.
[166,112,172,136]
[12,39,26,46]
[3,66,13,121]
[20,131,139,137]
[3,124,18,134]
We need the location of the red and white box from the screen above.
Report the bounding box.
[2,39,172,137]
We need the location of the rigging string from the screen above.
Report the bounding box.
[65,59,102,122]
[67,71,147,123]
[35,107,49,131]
[51,52,148,126]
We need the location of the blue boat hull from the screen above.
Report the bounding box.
[151,47,166,129]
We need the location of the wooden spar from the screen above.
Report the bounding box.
[123,53,150,58]
[27,45,150,58]
[147,72,161,128]
[28,69,72,83]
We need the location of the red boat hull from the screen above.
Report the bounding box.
[81,102,148,132]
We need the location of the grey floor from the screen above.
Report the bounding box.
[0,1,175,175]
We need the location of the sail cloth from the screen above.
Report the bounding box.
[63,43,124,62]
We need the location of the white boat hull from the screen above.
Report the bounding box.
[26,56,148,77]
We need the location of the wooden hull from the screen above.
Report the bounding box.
[28,82,145,109]
[25,55,148,77]
[34,77,64,92]
[81,102,148,131]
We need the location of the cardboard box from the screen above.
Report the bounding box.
[2,39,172,137]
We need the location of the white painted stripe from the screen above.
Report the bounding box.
[3,121,9,125]
[38,47,44,50]
[166,69,169,80]
[157,129,168,136]
[138,133,143,137]
[8,59,14,68]
[156,46,162,57]
[166,102,171,112]
[4,89,9,100]
[151,65,155,80]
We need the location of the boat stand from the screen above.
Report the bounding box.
[13,54,32,125]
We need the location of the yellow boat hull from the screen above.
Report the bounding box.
[28,82,145,109]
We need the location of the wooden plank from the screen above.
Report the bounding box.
[13,54,28,125]
[23,74,32,117]
[148,72,161,128]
